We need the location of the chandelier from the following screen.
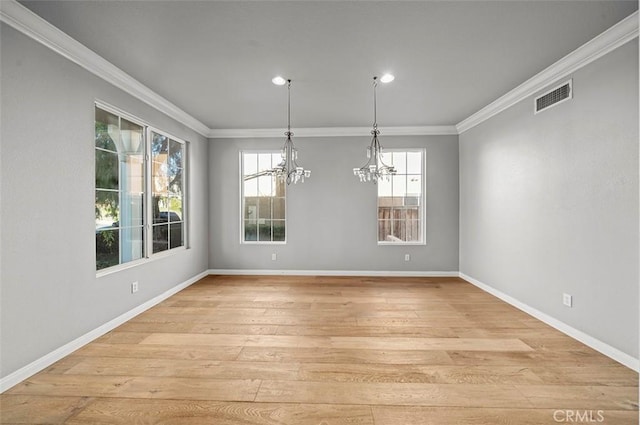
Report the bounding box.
[353,76,396,183]
[270,79,311,185]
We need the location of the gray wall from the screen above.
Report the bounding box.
[0,24,209,378]
[459,39,639,357]
[209,135,459,272]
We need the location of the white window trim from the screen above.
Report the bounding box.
[95,101,189,276]
[239,150,287,245]
[377,148,426,246]
[147,126,188,256]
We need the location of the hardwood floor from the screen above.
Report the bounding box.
[1,275,638,424]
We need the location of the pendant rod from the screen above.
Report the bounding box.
[287,79,292,135]
[373,76,378,131]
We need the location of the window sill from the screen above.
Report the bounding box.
[241,241,287,245]
[377,241,426,246]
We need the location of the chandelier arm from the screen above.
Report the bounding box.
[353,76,396,183]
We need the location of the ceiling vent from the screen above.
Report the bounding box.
[535,79,572,114]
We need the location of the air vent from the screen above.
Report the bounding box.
[535,79,572,114]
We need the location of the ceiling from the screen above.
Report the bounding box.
[19,1,638,131]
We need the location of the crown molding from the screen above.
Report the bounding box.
[208,125,458,139]
[456,10,639,134]
[3,0,636,139]
[0,0,210,137]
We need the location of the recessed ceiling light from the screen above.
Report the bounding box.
[380,73,395,83]
[272,76,287,86]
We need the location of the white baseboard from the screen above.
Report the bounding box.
[207,269,460,277]
[459,272,639,372]
[0,270,208,393]
[3,268,635,393]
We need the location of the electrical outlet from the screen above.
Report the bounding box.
[271,253,277,261]
[563,293,572,307]
[131,281,139,294]
[404,254,411,262]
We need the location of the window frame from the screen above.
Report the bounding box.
[147,126,189,257]
[95,101,189,277]
[239,150,287,245]
[376,148,426,246]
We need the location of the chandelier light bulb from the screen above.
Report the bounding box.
[272,76,287,86]
[380,73,395,83]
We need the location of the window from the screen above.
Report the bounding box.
[95,107,145,270]
[377,150,424,244]
[241,152,286,243]
[95,104,187,272]
[150,130,186,254]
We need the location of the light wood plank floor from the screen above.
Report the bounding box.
[2,275,638,424]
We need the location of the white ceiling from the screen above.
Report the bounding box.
[19,1,639,130]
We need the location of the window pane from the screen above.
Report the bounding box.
[170,223,183,249]
[122,192,144,227]
[407,220,420,242]
[95,190,119,229]
[95,107,118,151]
[392,220,406,241]
[392,208,405,220]
[245,198,257,220]
[95,150,119,190]
[244,220,257,241]
[243,153,258,176]
[121,225,144,262]
[273,198,285,220]
[153,195,169,224]
[258,197,271,219]
[124,154,144,194]
[392,174,407,197]
[153,224,169,253]
[152,132,168,158]
[378,220,391,241]
[274,176,286,197]
[169,139,183,170]
[378,197,393,208]
[258,153,273,172]
[378,207,391,220]
[407,152,422,174]
[392,152,407,174]
[120,119,144,155]
[258,220,272,241]
[169,197,182,222]
[244,177,258,197]
[96,229,119,270]
[169,171,183,197]
[407,175,422,196]
[273,220,285,241]
[406,207,420,221]
[257,175,272,197]
[152,161,169,194]
[378,177,392,197]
